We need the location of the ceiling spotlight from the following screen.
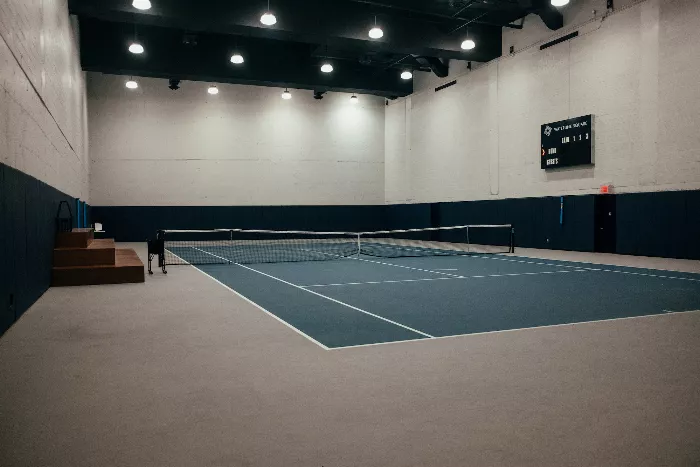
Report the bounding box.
[261,12,276,25]
[461,39,476,50]
[320,63,333,73]
[369,15,383,39]
[125,79,138,89]
[208,85,219,95]
[350,94,358,103]
[132,0,151,10]
[369,27,383,39]
[261,1,276,25]
[400,70,413,80]
[230,53,244,64]
[128,42,144,54]
[551,0,569,5]
[168,78,180,90]
[313,91,325,100]
[281,89,292,100]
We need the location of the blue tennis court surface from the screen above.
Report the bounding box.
[187,252,700,349]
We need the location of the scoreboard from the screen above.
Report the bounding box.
[541,115,594,169]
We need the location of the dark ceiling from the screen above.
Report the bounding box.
[70,0,564,98]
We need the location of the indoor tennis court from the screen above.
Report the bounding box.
[163,234,700,349]
[3,0,700,466]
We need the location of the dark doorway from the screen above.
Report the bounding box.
[594,195,617,253]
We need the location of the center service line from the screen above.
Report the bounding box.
[234,263,435,338]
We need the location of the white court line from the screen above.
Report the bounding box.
[192,246,433,338]
[329,309,700,351]
[301,269,581,288]
[433,268,459,271]
[234,263,434,338]
[470,255,700,282]
[166,248,330,350]
[300,247,465,279]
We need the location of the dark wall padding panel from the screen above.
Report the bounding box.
[92,190,698,260]
[435,195,595,252]
[616,190,700,260]
[384,203,433,230]
[91,205,387,242]
[0,163,79,336]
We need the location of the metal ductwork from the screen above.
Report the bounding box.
[415,57,449,78]
[517,0,564,30]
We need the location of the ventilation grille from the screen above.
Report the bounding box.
[540,31,579,50]
[435,80,457,92]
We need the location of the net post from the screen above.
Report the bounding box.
[356,233,361,257]
[228,230,233,264]
[466,226,470,254]
[510,226,515,253]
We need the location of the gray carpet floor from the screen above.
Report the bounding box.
[0,244,698,466]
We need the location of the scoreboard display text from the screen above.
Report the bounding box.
[541,115,593,169]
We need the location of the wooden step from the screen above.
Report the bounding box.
[51,249,145,287]
[55,228,94,249]
[54,239,116,267]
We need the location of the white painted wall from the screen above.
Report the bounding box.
[88,74,385,206]
[387,0,700,204]
[0,1,88,200]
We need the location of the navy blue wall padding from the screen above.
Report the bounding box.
[616,190,699,260]
[435,195,595,252]
[0,162,78,336]
[91,190,698,260]
[91,205,387,241]
[384,204,432,230]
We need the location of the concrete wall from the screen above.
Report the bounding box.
[386,0,700,204]
[88,74,385,206]
[0,0,89,200]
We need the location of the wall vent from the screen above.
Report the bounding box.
[435,80,457,92]
[540,31,579,50]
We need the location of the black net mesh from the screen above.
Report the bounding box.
[161,225,513,266]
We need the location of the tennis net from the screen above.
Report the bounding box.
[159,224,514,266]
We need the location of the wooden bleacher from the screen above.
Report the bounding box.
[52,228,145,286]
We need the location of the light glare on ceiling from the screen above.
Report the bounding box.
[230,53,244,64]
[400,71,412,80]
[208,86,219,95]
[321,63,333,73]
[282,89,292,99]
[551,0,570,6]
[125,80,138,89]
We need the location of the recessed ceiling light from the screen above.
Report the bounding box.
[281,89,292,100]
[128,42,144,54]
[126,79,138,89]
[320,63,333,73]
[230,53,244,64]
[350,94,358,103]
[132,0,151,10]
[208,85,219,95]
[461,39,476,50]
[369,27,383,39]
[551,0,569,6]
[400,71,413,80]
